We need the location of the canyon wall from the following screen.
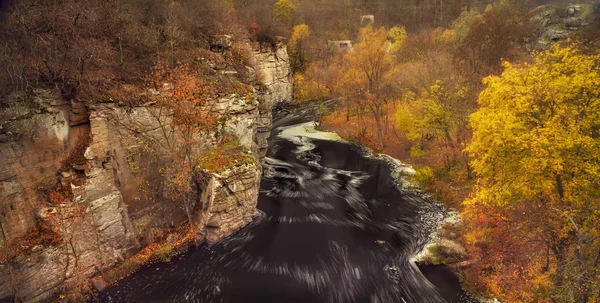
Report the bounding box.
[0,45,291,301]
[252,46,293,156]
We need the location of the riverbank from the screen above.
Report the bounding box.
[284,101,478,301]
[311,103,479,302]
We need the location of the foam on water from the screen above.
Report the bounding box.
[278,121,345,143]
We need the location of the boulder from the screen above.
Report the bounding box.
[564,17,582,28]
[210,35,233,52]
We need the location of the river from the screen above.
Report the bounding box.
[98,110,475,303]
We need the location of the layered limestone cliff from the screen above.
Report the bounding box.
[198,163,261,245]
[0,91,140,301]
[253,45,293,107]
[252,45,293,156]
[0,45,291,301]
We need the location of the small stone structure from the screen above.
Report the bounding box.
[361,14,374,27]
[328,40,353,51]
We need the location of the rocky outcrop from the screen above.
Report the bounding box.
[530,4,593,49]
[252,45,292,156]
[197,163,262,245]
[0,91,139,301]
[82,92,263,244]
[253,45,292,107]
[0,44,291,301]
[213,94,261,154]
[0,91,74,242]
[0,92,258,301]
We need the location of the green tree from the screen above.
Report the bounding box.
[464,45,600,302]
[273,0,296,23]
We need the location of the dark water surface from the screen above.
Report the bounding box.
[98,117,474,303]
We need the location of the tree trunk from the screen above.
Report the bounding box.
[550,236,570,302]
[464,155,473,180]
[439,0,444,24]
[184,152,198,228]
[183,200,194,228]
[118,33,124,78]
[346,103,351,121]
[373,107,385,149]
[413,0,418,21]
[443,127,453,147]
[556,174,564,199]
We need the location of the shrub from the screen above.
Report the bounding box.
[197,141,256,173]
[1,222,62,262]
[409,146,426,158]
[414,166,434,183]
[61,133,91,171]
[152,244,178,263]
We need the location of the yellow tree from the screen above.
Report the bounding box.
[464,45,600,302]
[342,26,397,149]
[388,25,408,55]
[396,80,469,145]
[288,24,311,72]
[293,65,330,102]
[396,80,471,170]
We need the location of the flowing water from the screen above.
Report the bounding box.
[99,112,474,303]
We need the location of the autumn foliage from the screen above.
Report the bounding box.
[463,45,600,302]
[301,2,599,301]
[148,62,218,135]
[145,61,218,227]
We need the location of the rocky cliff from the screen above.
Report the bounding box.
[0,44,291,301]
[198,163,261,245]
[252,46,293,156]
[530,3,595,49]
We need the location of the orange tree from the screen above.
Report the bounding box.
[145,62,217,226]
[339,26,401,149]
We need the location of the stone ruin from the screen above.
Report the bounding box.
[325,14,373,52]
[328,40,353,51]
[361,14,374,27]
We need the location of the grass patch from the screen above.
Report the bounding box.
[421,243,464,265]
[197,141,257,173]
[152,243,178,263]
[101,224,197,285]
